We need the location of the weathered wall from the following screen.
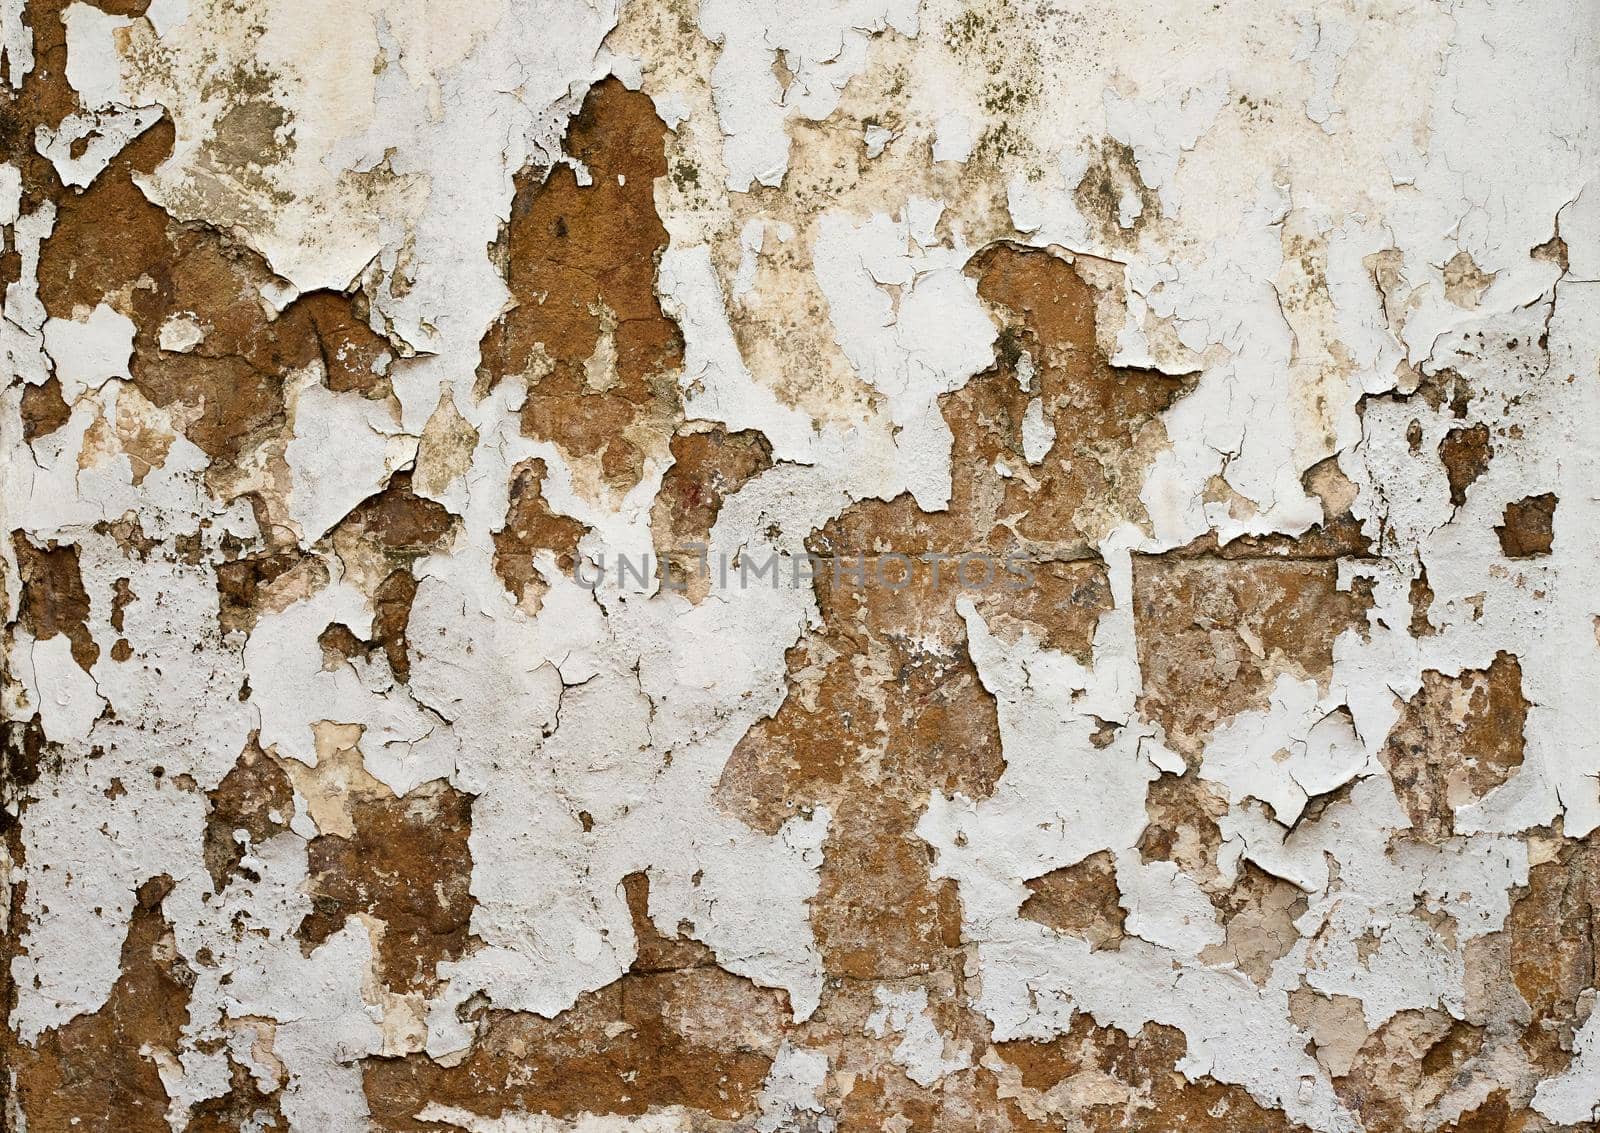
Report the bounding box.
[2,0,1598,1129]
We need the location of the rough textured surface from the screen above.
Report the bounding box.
[2,1,1598,1130]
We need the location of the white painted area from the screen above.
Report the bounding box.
[1534,1008,1600,1124]
[699,0,917,190]
[284,376,414,545]
[756,1042,831,1132]
[1020,397,1053,464]
[36,104,163,189]
[931,112,974,163]
[866,985,971,1086]
[41,303,134,402]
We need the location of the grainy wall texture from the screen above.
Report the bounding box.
[1,0,1597,1129]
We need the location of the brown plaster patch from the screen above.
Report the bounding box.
[11,531,98,671]
[491,457,588,613]
[362,966,788,1128]
[1020,850,1126,951]
[19,376,71,441]
[1133,556,1372,759]
[1378,652,1529,842]
[480,78,683,498]
[1496,493,1556,558]
[299,779,475,995]
[652,426,773,598]
[1439,423,1492,508]
[202,736,294,891]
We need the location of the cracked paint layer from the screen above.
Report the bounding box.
[2,0,1598,1130]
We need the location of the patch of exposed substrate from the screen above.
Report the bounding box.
[1378,654,1528,843]
[1132,554,1373,765]
[479,78,685,501]
[650,426,773,599]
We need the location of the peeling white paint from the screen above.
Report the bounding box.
[6,0,1599,1128]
